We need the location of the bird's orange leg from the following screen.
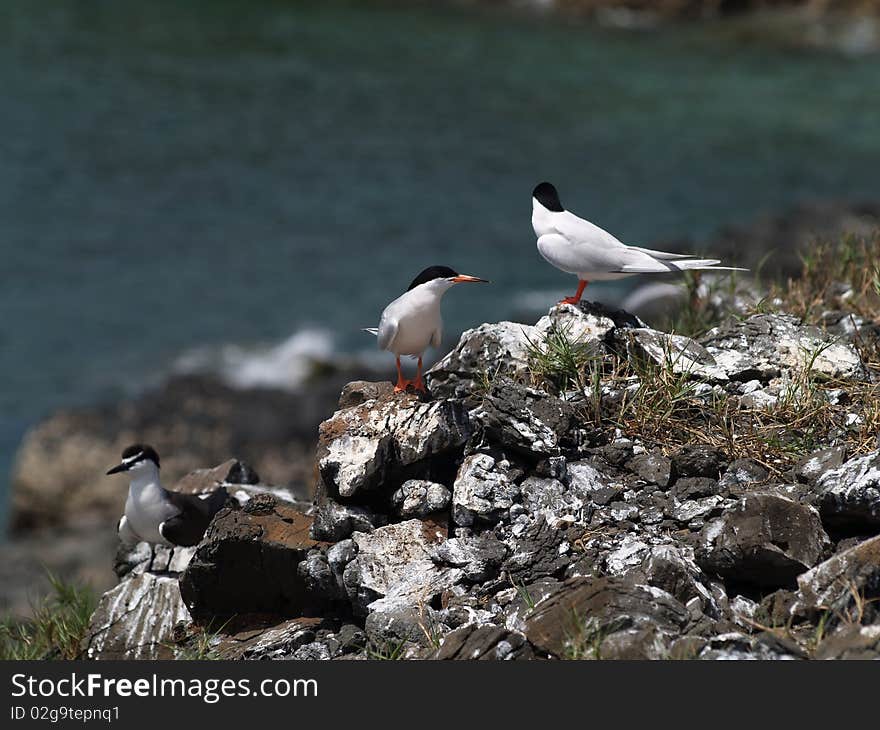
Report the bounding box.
[412,356,426,393]
[560,279,588,305]
[394,356,410,393]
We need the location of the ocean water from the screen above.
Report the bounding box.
[2,0,880,527]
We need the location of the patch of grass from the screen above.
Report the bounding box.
[172,621,227,660]
[614,340,705,442]
[509,575,536,612]
[777,232,880,324]
[524,322,600,393]
[365,637,408,660]
[670,270,743,338]
[0,573,95,660]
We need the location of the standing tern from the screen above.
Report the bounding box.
[365,265,488,393]
[532,182,745,305]
[107,444,227,568]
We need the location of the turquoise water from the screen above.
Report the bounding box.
[2,0,880,526]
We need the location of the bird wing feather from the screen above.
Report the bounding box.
[160,488,228,547]
[376,311,398,352]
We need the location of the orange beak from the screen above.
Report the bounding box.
[451,274,489,284]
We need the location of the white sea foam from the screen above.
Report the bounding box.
[174,328,337,390]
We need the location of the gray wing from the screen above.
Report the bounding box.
[376,311,399,352]
[431,325,442,349]
[160,487,228,547]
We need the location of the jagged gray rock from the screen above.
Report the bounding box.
[699,313,865,382]
[697,494,829,588]
[83,572,191,660]
[317,387,471,499]
[471,379,576,456]
[792,534,880,627]
[814,450,880,530]
[432,534,508,583]
[391,479,451,517]
[343,520,463,616]
[452,453,521,527]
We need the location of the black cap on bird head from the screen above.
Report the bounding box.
[532,182,563,212]
[106,443,161,475]
[407,266,489,291]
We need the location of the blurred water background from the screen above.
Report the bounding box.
[2,0,880,526]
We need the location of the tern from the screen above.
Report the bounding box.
[365,265,488,393]
[532,182,745,305]
[107,444,228,568]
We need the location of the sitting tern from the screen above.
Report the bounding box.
[107,444,228,568]
[365,265,488,393]
[532,182,745,305]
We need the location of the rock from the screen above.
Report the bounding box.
[792,534,880,627]
[524,576,688,659]
[390,479,451,518]
[216,617,328,660]
[534,301,641,341]
[620,328,729,382]
[433,534,508,583]
[697,632,805,661]
[518,476,593,527]
[625,544,723,619]
[364,606,445,649]
[501,517,572,583]
[433,625,534,660]
[451,453,521,527]
[699,313,865,382]
[179,496,328,621]
[697,494,829,589]
[813,625,880,660]
[115,543,196,579]
[427,301,638,399]
[317,388,470,499]
[311,501,387,542]
[672,477,720,501]
[471,379,576,456]
[174,458,260,494]
[719,459,769,491]
[83,572,191,659]
[672,445,727,478]
[343,520,462,616]
[793,446,846,485]
[626,452,674,488]
[814,450,880,531]
[672,496,726,526]
[337,380,395,409]
[427,321,539,399]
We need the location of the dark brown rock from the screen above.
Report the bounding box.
[672,445,728,479]
[697,494,829,589]
[433,625,534,660]
[524,576,688,658]
[179,496,329,622]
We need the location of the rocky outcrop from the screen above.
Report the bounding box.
[78,301,880,660]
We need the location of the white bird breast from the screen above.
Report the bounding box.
[378,283,445,356]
